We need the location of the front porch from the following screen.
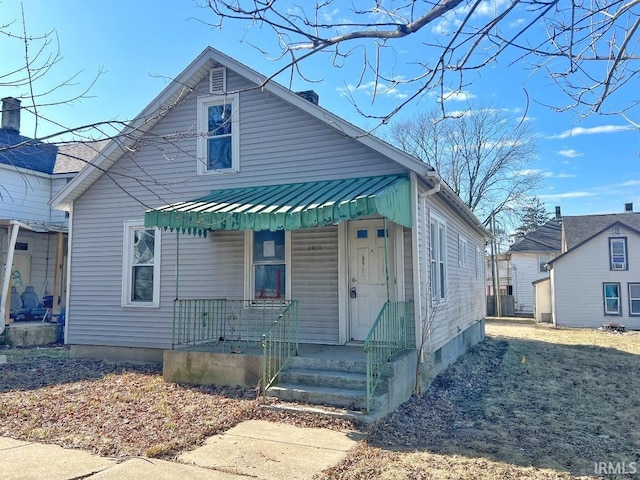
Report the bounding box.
[164,342,417,417]
[164,298,415,415]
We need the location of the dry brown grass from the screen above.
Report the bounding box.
[2,322,639,479]
[322,320,640,480]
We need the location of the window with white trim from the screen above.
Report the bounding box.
[245,230,291,301]
[475,245,483,279]
[538,253,549,273]
[458,235,468,267]
[122,221,161,307]
[430,215,447,303]
[629,283,640,316]
[603,283,621,316]
[197,93,239,174]
[609,237,628,270]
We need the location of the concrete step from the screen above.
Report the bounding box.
[279,368,374,391]
[286,355,369,374]
[267,383,388,411]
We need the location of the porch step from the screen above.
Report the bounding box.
[279,368,369,391]
[267,383,388,412]
[267,354,390,412]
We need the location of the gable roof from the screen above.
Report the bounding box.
[547,217,640,267]
[508,219,562,253]
[562,213,640,250]
[0,127,58,174]
[50,46,487,236]
[54,140,109,174]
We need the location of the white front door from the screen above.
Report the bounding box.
[348,219,394,341]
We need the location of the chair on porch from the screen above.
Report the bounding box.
[9,286,23,320]
[19,286,48,322]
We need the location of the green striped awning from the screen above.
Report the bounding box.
[145,174,411,235]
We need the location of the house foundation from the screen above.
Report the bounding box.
[417,318,485,391]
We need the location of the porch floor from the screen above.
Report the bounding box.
[172,341,366,362]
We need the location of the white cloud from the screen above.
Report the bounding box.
[549,125,635,139]
[539,191,595,200]
[337,81,407,99]
[556,149,583,158]
[514,169,552,177]
[620,180,640,187]
[556,173,577,178]
[442,90,476,102]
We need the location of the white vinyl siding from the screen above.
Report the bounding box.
[550,228,640,329]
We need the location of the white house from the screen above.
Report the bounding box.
[51,47,488,414]
[544,208,640,329]
[0,97,101,330]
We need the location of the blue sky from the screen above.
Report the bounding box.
[2,0,639,219]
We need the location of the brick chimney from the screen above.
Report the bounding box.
[1,97,21,133]
[625,202,633,212]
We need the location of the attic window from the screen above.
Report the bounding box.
[613,227,622,235]
[209,67,226,94]
[196,93,240,174]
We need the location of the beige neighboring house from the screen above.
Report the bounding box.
[540,205,640,329]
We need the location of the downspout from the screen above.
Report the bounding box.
[413,174,441,364]
[0,221,21,334]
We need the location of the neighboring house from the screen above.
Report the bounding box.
[507,215,562,315]
[51,47,488,414]
[485,214,562,316]
[542,206,640,329]
[0,95,103,329]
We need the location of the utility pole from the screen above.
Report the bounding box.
[490,213,502,317]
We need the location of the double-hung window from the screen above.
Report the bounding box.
[122,221,161,307]
[458,235,467,267]
[603,283,621,316]
[246,230,291,302]
[538,253,549,273]
[609,238,628,270]
[629,283,640,316]
[197,93,239,174]
[430,215,447,303]
[475,245,483,279]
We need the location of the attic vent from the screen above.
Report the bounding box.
[209,67,226,94]
[614,227,622,235]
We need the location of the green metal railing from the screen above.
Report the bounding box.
[261,300,299,394]
[364,300,413,413]
[172,299,297,349]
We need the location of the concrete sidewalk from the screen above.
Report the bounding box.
[0,420,362,480]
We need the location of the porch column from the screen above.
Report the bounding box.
[52,232,64,317]
[1,222,20,330]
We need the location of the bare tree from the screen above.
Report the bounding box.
[202,1,640,126]
[389,105,541,222]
